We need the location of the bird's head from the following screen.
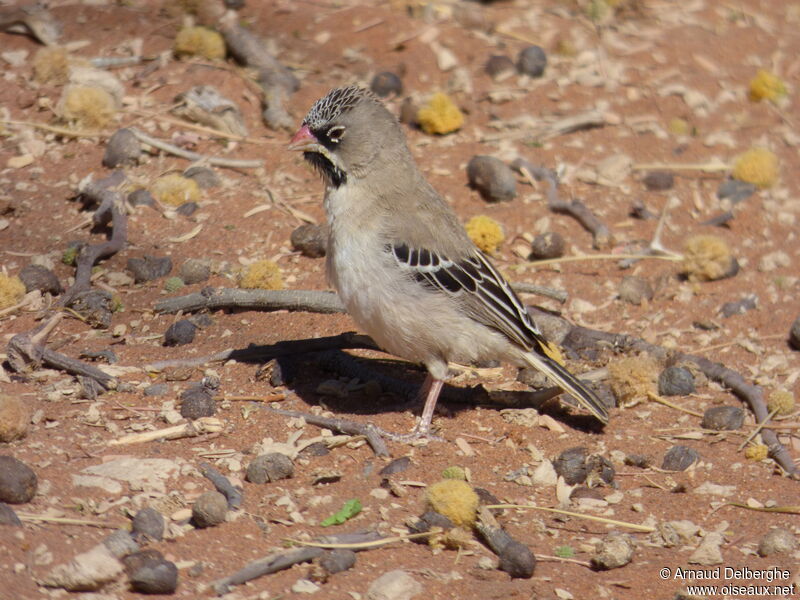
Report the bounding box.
[289,86,401,187]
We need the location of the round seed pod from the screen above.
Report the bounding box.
[529,232,565,260]
[516,45,547,77]
[467,155,516,202]
[0,456,37,504]
[485,55,515,80]
[700,406,744,431]
[246,453,294,484]
[192,490,227,528]
[370,72,403,97]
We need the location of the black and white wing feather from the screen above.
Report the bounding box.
[388,243,609,423]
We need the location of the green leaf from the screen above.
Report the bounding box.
[321,499,362,527]
[554,545,574,558]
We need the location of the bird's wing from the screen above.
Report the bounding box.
[387,242,609,424]
[388,242,540,352]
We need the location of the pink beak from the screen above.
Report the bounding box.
[288,124,317,151]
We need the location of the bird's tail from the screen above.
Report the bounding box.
[523,345,609,424]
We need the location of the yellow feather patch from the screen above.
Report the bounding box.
[541,340,565,366]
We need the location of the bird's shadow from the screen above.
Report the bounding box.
[227,333,606,434]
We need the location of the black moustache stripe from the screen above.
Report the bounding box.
[303,152,347,188]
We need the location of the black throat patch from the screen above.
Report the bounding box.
[303,151,347,188]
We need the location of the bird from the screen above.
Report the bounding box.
[289,85,608,439]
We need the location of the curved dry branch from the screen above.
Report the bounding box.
[154,288,345,315]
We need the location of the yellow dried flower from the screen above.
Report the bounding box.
[748,69,786,102]
[174,26,226,60]
[732,148,779,189]
[767,390,795,416]
[150,174,201,207]
[417,93,464,135]
[607,355,659,408]
[465,215,504,254]
[744,444,768,461]
[59,85,116,129]
[426,479,479,528]
[0,274,26,309]
[32,46,70,84]
[239,260,283,290]
[682,235,734,282]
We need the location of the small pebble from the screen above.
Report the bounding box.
[124,550,179,594]
[19,264,62,295]
[553,447,589,485]
[192,490,228,528]
[370,72,403,97]
[467,155,516,202]
[585,454,616,486]
[319,549,357,575]
[379,456,411,477]
[143,383,168,397]
[642,170,674,191]
[367,569,422,600]
[618,275,653,305]
[246,453,294,484]
[103,128,141,168]
[0,502,22,526]
[717,178,756,204]
[127,255,173,283]
[184,166,220,189]
[189,314,214,329]
[658,366,695,396]
[0,394,29,442]
[0,456,38,504]
[790,316,800,351]
[132,507,165,542]
[529,231,565,260]
[592,533,635,570]
[291,223,327,258]
[176,201,198,216]
[409,509,455,536]
[721,295,757,318]
[164,319,197,347]
[298,442,330,458]
[661,445,699,471]
[497,538,535,579]
[701,406,744,431]
[516,45,547,77]
[128,189,155,207]
[624,454,651,468]
[757,527,796,557]
[67,289,114,329]
[485,55,515,80]
[179,258,212,285]
[180,387,216,419]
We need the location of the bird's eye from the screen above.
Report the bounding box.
[327,125,345,143]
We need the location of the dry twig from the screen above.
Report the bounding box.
[512,158,612,249]
[266,406,390,457]
[129,128,263,169]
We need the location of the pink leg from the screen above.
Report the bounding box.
[411,374,444,438]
